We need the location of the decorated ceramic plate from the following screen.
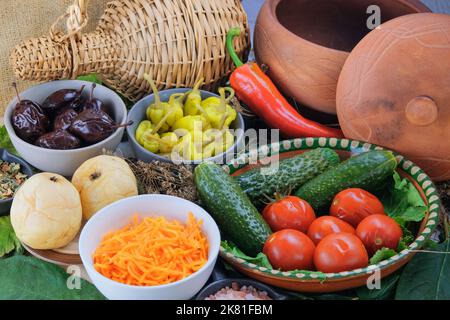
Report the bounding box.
[220,138,440,293]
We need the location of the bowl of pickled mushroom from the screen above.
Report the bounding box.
[127,75,245,165]
[4,80,128,176]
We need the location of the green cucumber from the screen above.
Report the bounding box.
[295,150,397,210]
[235,148,340,204]
[195,162,272,256]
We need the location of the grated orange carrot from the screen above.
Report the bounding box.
[93,213,209,286]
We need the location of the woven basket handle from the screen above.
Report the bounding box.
[50,0,89,42]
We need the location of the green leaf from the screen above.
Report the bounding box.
[221,240,325,280]
[0,256,105,300]
[395,240,450,300]
[356,272,400,300]
[221,241,272,269]
[397,227,415,252]
[369,248,397,265]
[0,216,22,258]
[0,126,18,156]
[77,73,102,84]
[380,172,427,226]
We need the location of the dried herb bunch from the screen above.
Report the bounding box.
[126,159,197,202]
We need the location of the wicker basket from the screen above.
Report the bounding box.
[10,0,250,102]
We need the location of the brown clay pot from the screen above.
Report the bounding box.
[337,13,450,182]
[254,0,430,114]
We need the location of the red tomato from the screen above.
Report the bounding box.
[314,233,369,273]
[356,214,403,255]
[262,196,316,232]
[330,188,385,227]
[307,216,356,245]
[263,229,315,271]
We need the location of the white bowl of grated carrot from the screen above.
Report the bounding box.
[79,194,220,300]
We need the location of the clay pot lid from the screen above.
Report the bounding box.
[336,13,450,181]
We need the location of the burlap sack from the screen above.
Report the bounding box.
[0,0,110,115]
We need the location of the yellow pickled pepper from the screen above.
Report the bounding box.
[136,97,180,154]
[184,78,205,116]
[159,132,178,154]
[135,120,153,144]
[201,129,220,158]
[201,87,237,129]
[173,132,203,161]
[140,130,160,153]
[139,114,175,153]
[172,115,210,132]
[202,129,235,157]
[165,93,185,127]
[144,74,170,132]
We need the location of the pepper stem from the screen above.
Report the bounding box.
[192,77,204,91]
[169,93,186,105]
[218,87,227,114]
[113,120,134,129]
[223,87,235,103]
[195,104,208,118]
[151,109,175,134]
[143,74,161,107]
[218,87,235,114]
[226,27,244,67]
[219,111,230,130]
[89,84,96,103]
[12,82,21,102]
[78,84,86,94]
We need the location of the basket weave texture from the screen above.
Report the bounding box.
[10,0,250,102]
[0,0,110,115]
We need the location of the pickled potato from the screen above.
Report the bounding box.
[11,173,82,250]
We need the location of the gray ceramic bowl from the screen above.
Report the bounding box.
[127,88,245,165]
[4,80,127,176]
[0,149,34,215]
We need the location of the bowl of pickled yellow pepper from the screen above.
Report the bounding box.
[127,75,245,164]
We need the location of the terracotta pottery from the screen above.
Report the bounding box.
[220,138,440,293]
[337,13,450,182]
[254,0,429,114]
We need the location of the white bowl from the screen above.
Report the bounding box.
[4,80,127,176]
[79,195,220,300]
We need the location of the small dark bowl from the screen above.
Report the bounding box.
[195,278,287,300]
[0,149,34,215]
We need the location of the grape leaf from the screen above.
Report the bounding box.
[0,216,22,258]
[0,256,105,300]
[0,126,18,156]
[395,240,450,300]
[356,272,400,300]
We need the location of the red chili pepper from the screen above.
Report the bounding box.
[226,28,344,138]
